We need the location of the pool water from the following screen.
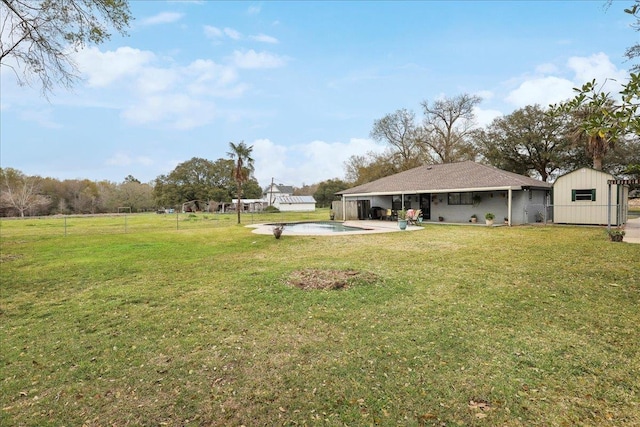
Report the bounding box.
[277,221,371,233]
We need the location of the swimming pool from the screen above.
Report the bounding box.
[249,220,418,236]
[274,221,371,234]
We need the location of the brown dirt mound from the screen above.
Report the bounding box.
[286,269,378,290]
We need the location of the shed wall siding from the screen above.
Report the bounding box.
[553,168,618,225]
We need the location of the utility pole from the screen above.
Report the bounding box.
[269,177,275,206]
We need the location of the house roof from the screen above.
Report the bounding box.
[276,195,316,204]
[554,167,615,181]
[264,184,294,194]
[337,161,552,195]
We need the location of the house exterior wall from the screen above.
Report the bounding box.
[340,190,551,224]
[515,189,550,224]
[427,190,548,225]
[553,168,625,225]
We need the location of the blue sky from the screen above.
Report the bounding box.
[0,1,635,188]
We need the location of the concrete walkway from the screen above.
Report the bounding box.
[623,217,640,244]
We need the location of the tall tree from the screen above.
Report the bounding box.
[0,168,50,217]
[227,141,254,224]
[552,75,639,170]
[153,157,235,207]
[313,179,349,208]
[476,105,574,181]
[344,150,403,185]
[370,109,427,169]
[421,94,482,163]
[0,0,132,96]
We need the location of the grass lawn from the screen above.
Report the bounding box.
[1,211,639,426]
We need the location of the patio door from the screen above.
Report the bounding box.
[419,194,431,220]
[357,200,370,220]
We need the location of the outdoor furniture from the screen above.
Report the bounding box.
[407,209,422,225]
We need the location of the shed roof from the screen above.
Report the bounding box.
[338,161,551,195]
[276,195,316,204]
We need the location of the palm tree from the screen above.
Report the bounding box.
[227,141,254,224]
[570,104,617,171]
[554,79,631,171]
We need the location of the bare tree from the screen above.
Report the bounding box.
[0,168,50,217]
[370,109,429,168]
[0,0,132,96]
[421,94,482,163]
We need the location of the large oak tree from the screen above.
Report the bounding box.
[475,105,574,182]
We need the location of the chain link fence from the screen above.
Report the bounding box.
[0,210,329,238]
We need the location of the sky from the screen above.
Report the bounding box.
[0,1,636,189]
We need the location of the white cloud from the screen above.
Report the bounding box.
[224,27,242,40]
[473,107,502,127]
[475,90,494,101]
[121,93,217,130]
[135,67,179,95]
[232,50,287,69]
[504,53,628,109]
[19,109,62,129]
[70,47,258,129]
[505,76,575,108]
[204,25,223,39]
[106,152,154,166]
[536,63,558,74]
[248,5,261,15]
[567,52,628,91]
[140,12,183,26]
[250,34,279,44]
[252,137,385,186]
[75,46,155,87]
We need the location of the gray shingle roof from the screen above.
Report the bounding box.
[338,161,551,195]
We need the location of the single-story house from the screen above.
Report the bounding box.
[553,167,629,225]
[335,161,552,225]
[272,195,317,212]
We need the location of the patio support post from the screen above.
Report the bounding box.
[607,182,612,231]
[342,196,346,221]
[507,188,512,226]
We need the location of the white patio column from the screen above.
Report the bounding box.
[507,188,512,226]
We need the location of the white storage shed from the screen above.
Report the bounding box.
[553,168,628,225]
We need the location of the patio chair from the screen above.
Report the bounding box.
[407,209,422,225]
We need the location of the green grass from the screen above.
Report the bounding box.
[1,212,639,426]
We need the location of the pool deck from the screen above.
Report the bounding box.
[248,220,424,236]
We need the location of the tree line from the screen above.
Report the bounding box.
[0,155,263,218]
[345,76,640,187]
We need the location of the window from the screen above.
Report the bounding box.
[448,192,473,205]
[572,189,596,202]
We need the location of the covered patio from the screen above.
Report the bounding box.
[335,161,552,226]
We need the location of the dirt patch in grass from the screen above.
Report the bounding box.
[0,253,23,263]
[286,269,378,290]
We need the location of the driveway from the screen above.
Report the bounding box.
[624,217,640,244]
